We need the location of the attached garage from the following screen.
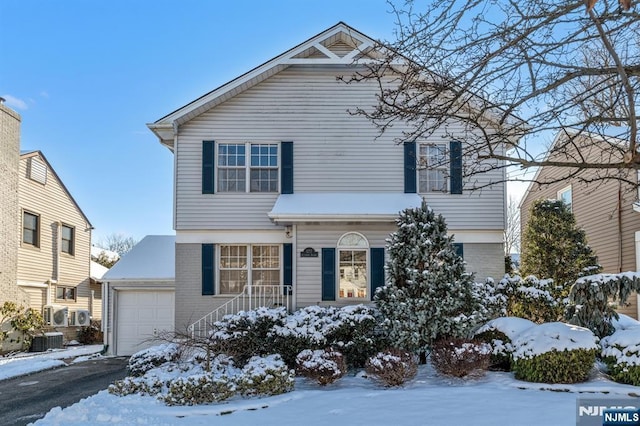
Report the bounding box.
[102,235,175,356]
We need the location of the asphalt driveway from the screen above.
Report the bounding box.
[0,356,129,426]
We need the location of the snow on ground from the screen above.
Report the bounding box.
[0,345,103,381]
[33,363,640,426]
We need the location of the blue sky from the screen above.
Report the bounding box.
[1,0,398,243]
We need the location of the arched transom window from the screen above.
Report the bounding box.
[337,232,369,299]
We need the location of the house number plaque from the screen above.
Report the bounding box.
[300,247,318,258]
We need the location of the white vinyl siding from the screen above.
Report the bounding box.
[175,66,505,231]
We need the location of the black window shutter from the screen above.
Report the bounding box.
[283,243,293,295]
[370,248,385,299]
[202,244,215,295]
[321,248,336,301]
[450,140,463,194]
[281,141,293,194]
[404,141,417,193]
[453,243,464,259]
[202,140,216,194]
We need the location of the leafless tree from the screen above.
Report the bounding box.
[504,196,521,255]
[97,233,138,256]
[347,0,639,189]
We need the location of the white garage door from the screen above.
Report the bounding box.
[116,290,174,356]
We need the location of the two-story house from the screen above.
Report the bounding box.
[520,131,639,319]
[18,151,98,330]
[144,22,510,338]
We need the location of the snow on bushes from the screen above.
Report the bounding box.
[496,275,563,323]
[163,374,236,405]
[296,348,347,385]
[430,338,492,378]
[511,322,598,384]
[365,349,417,386]
[236,354,295,396]
[269,305,383,368]
[474,317,535,371]
[567,272,640,338]
[601,326,640,386]
[127,342,182,377]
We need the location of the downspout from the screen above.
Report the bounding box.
[172,122,178,232]
[618,182,623,272]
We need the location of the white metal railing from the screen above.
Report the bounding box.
[188,285,292,338]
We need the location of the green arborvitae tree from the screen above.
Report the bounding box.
[520,199,601,299]
[375,201,479,356]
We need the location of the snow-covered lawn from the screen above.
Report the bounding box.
[0,344,103,381]
[34,363,640,426]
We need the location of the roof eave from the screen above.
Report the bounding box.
[268,213,399,224]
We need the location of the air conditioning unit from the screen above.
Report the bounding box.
[43,305,68,327]
[70,309,91,327]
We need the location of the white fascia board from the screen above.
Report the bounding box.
[17,280,49,288]
[268,214,398,223]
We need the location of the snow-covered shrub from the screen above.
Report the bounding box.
[237,354,294,396]
[511,322,598,384]
[270,305,385,368]
[471,278,507,322]
[210,307,288,365]
[520,199,601,299]
[163,374,236,406]
[430,338,491,378]
[108,375,164,397]
[497,275,563,323]
[474,317,535,371]
[601,326,640,386]
[128,343,182,377]
[365,349,417,387]
[375,202,482,355]
[269,306,332,366]
[295,348,347,385]
[567,272,640,338]
[322,305,387,368]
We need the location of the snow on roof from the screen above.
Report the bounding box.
[268,193,423,222]
[91,246,120,261]
[102,235,175,281]
[90,261,109,281]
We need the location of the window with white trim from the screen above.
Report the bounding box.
[419,143,448,192]
[56,286,76,301]
[218,244,281,294]
[23,211,39,247]
[217,143,278,192]
[557,185,572,211]
[61,224,74,255]
[337,232,368,299]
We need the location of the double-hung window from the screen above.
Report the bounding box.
[217,143,278,192]
[23,211,39,247]
[419,143,448,192]
[218,244,281,294]
[61,224,74,255]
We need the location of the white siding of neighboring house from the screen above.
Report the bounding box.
[175,65,506,232]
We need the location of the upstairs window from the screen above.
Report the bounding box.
[419,144,448,192]
[23,211,39,247]
[61,224,74,255]
[557,185,572,211]
[217,143,278,193]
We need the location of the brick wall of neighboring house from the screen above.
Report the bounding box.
[0,102,22,307]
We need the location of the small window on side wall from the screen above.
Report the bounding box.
[23,211,39,247]
[61,224,74,255]
[56,286,76,301]
[557,185,572,211]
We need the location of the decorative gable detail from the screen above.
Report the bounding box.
[28,157,47,185]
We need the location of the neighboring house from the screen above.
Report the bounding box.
[520,131,639,319]
[102,235,175,356]
[17,150,98,328]
[147,22,511,336]
[0,99,23,308]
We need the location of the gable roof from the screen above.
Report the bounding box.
[147,22,382,149]
[19,150,93,227]
[102,235,175,281]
